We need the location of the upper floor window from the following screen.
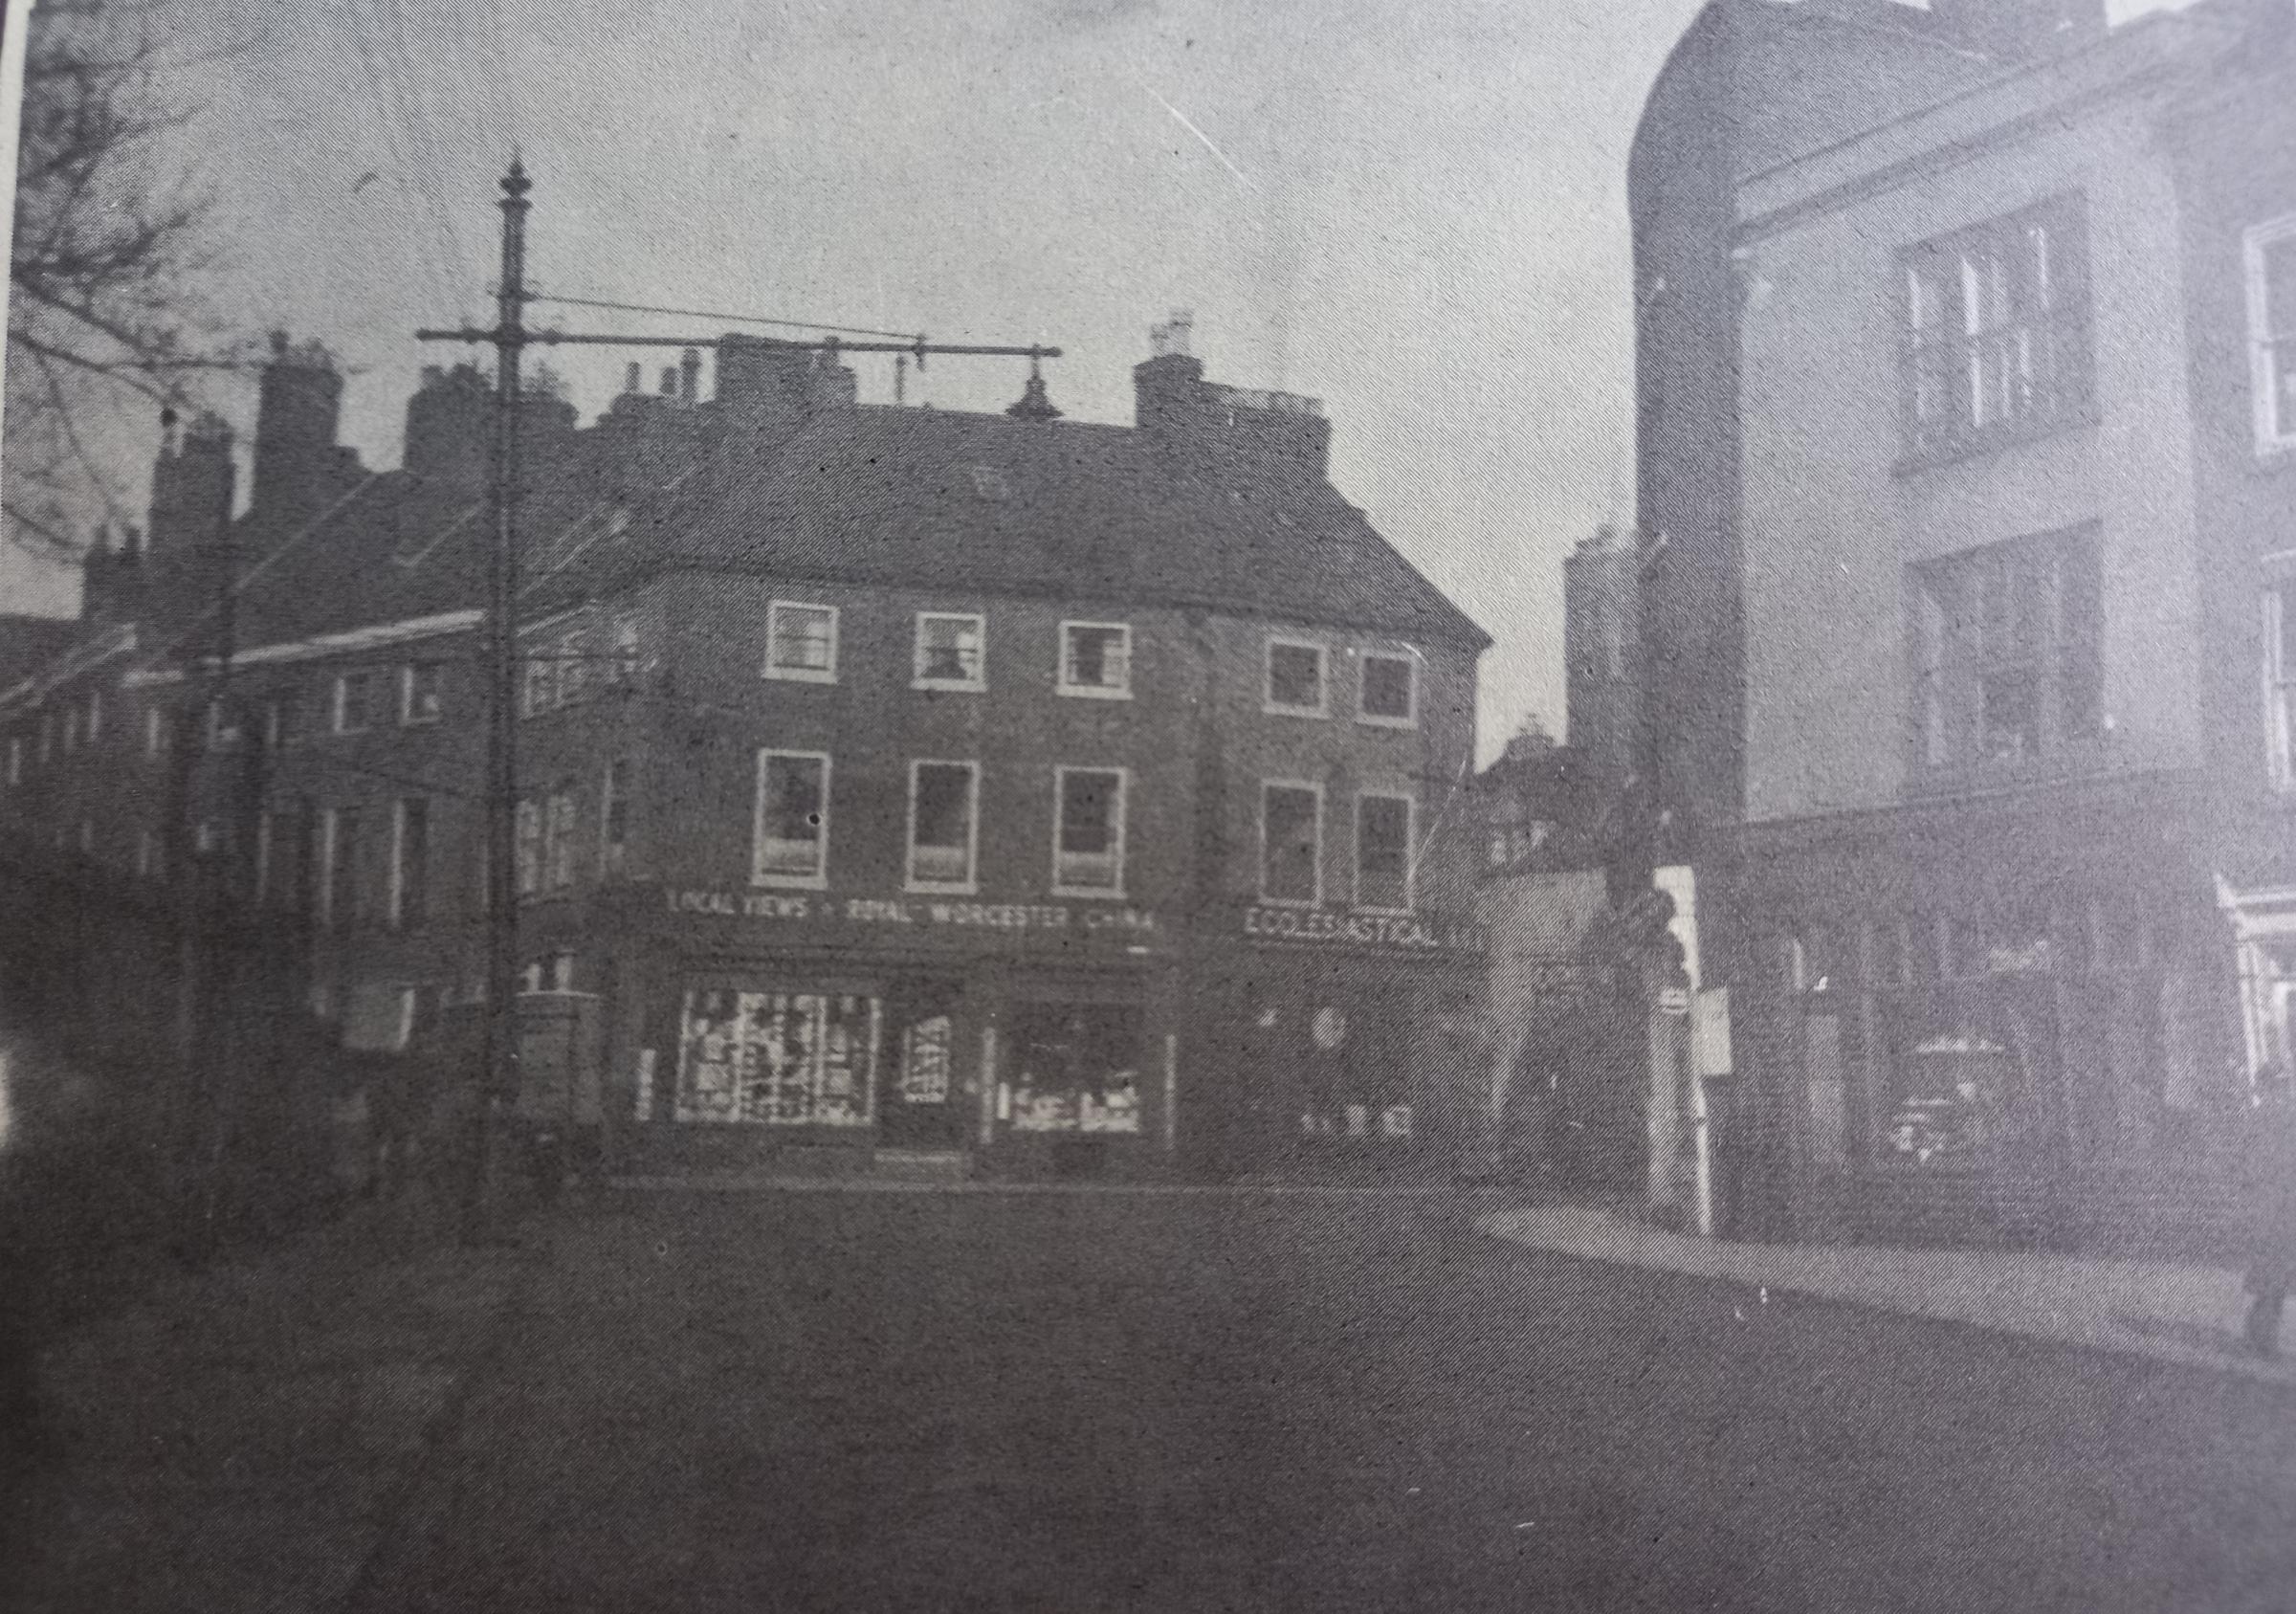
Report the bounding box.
[1053,766,1127,895]
[322,805,364,928]
[601,759,631,876]
[335,669,383,735]
[1901,196,2091,463]
[607,614,641,684]
[2247,214,2296,455]
[2267,577,2295,793]
[264,693,297,751]
[1261,782,1323,906]
[1358,651,1419,727]
[907,761,980,892]
[4,735,19,786]
[544,785,578,891]
[402,661,443,725]
[1265,638,1327,717]
[1058,622,1131,699]
[516,799,543,897]
[521,645,555,717]
[754,749,829,888]
[143,706,166,759]
[765,601,839,683]
[914,612,985,691]
[390,796,430,928]
[1911,528,2100,771]
[61,705,79,752]
[205,697,241,751]
[84,690,101,746]
[1355,790,1415,912]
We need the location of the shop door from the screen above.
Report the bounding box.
[878,979,968,1151]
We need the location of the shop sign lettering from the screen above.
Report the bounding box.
[662,889,1159,939]
[1242,904,1485,954]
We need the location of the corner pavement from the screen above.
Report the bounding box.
[1480,1204,2296,1385]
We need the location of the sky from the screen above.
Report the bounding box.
[0,0,2195,762]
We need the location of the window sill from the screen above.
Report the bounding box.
[1892,408,2095,479]
[762,668,838,686]
[1264,701,1329,719]
[752,872,828,892]
[1356,713,1417,731]
[912,677,985,695]
[1256,895,1321,910]
[1903,740,2113,801]
[904,879,979,896]
[1051,884,1128,901]
[1057,685,1132,701]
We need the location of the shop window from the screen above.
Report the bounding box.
[2266,578,2295,793]
[2246,213,2296,454]
[1058,622,1131,698]
[1910,528,2099,770]
[907,761,979,891]
[1901,195,2091,462]
[674,988,876,1126]
[1004,1002,1142,1134]
[1877,983,2064,1170]
[1053,766,1126,895]
[1265,638,1327,717]
[1354,790,1414,912]
[1292,1000,1415,1145]
[765,601,839,683]
[401,661,443,724]
[754,749,829,887]
[914,612,985,690]
[1358,652,1418,726]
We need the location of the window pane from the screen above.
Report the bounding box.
[1358,795,1410,910]
[911,763,975,884]
[772,606,835,672]
[918,616,982,682]
[2265,237,2296,339]
[1268,643,1323,709]
[1264,785,1319,903]
[1361,654,1414,720]
[1057,769,1122,891]
[1065,627,1128,690]
[759,754,826,878]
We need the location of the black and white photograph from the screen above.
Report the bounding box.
[0,0,2292,1607]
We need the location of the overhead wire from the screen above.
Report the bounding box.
[526,294,923,343]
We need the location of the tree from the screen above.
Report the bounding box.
[6,0,218,562]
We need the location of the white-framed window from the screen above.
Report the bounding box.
[754,749,830,888]
[5,735,19,786]
[205,697,241,751]
[2267,576,2295,793]
[553,630,587,709]
[914,612,986,691]
[137,827,161,878]
[390,796,430,927]
[600,758,630,876]
[62,705,79,752]
[254,810,274,903]
[1058,621,1132,699]
[1261,780,1323,906]
[1053,766,1127,896]
[521,645,555,717]
[320,805,362,928]
[401,661,442,725]
[516,799,542,896]
[2247,214,2296,455]
[906,760,980,892]
[521,952,576,994]
[1358,651,1419,727]
[334,670,382,735]
[1354,789,1416,913]
[764,601,839,683]
[607,613,641,684]
[545,786,578,891]
[264,694,296,751]
[1265,637,1327,717]
[144,706,166,759]
[85,690,101,746]
[37,712,52,763]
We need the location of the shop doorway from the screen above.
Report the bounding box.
[877,978,968,1151]
[1004,1000,1146,1175]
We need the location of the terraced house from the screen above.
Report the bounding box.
[0,321,1489,1182]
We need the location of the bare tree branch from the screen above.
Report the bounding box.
[6,0,222,565]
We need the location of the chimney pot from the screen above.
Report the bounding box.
[625,361,642,394]
[659,366,677,396]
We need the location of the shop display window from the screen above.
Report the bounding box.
[1877,983,2061,1168]
[1004,1003,1142,1134]
[675,988,877,1126]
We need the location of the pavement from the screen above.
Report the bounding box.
[1478,1204,2296,1386]
[11,1186,2296,1612]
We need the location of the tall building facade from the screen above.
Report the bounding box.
[1632,0,2296,1247]
[0,325,1490,1182]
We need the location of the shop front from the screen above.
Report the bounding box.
[1193,901,1487,1180]
[614,885,1177,1179]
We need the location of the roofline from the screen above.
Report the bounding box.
[0,624,138,714]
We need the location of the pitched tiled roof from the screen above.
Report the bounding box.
[637,405,1490,648]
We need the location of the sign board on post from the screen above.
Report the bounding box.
[1657,986,1690,1017]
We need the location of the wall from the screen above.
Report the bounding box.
[1735,83,2205,823]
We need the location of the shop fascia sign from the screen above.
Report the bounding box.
[661,886,1161,941]
[1240,903,1487,955]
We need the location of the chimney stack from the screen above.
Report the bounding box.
[254,331,349,520]
[1132,315,1331,480]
